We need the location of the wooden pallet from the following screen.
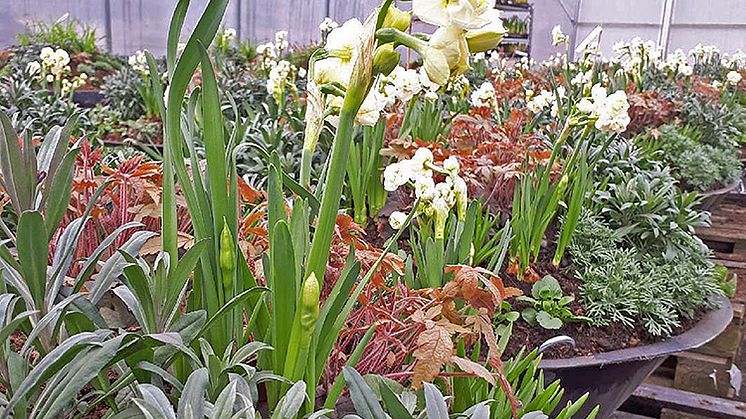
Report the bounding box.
[624,301,746,418]
[697,195,746,264]
[643,302,744,398]
[626,383,746,419]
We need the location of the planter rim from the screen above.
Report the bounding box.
[699,179,740,198]
[539,294,733,370]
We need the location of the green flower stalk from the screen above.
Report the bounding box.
[306,17,376,284]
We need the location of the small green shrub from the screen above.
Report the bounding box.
[100,67,146,120]
[593,139,711,260]
[650,124,741,191]
[517,275,591,329]
[17,17,99,54]
[569,211,722,336]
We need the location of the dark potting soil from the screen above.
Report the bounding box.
[500,248,705,360]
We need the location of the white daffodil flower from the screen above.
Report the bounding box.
[413,0,495,30]
[465,9,506,53]
[389,211,408,230]
[355,88,388,126]
[551,25,568,46]
[384,161,414,192]
[471,81,497,108]
[727,71,743,85]
[443,156,460,175]
[314,18,364,87]
[391,66,422,102]
[414,176,436,201]
[422,25,470,86]
[410,147,435,179]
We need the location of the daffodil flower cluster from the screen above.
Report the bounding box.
[128,50,149,76]
[612,37,663,75]
[577,84,631,133]
[526,86,566,117]
[39,47,71,78]
[470,81,497,109]
[60,73,87,95]
[658,49,693,76]
[257,30,290,71]
[721,50,746,70]
[727,71,743,86]
[27,47,86,95]
[385,148,467,239]
[266,60,300,103]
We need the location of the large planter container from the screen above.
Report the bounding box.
[699,180,741,212]
[72,90,106,108]
[540,295,733,419]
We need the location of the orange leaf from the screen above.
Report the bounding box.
[412,322,453,388]
[451,356,495,386]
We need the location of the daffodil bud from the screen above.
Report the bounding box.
[382,6,412,32]
[219,219,235,290]
[299,273,320,330]
[465,10,507,53]
[453,176,468,221]
[557,174,570,194]
[373,44,401,77]
[433,200,449,240]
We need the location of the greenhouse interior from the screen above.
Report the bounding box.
[1,0,746,418]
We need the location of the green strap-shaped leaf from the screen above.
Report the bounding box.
[16,211,48,310]
[177,368,209,419]
[0,111,31,212]
[342,367,387,419]
[270,220,296,375]
[423,383,449,419]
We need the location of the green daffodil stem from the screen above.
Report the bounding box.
[305,20,374,283]
[375,28,426,53]
[306,96,364,282]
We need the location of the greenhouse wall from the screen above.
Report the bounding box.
[1,0,744,59]
[540,0,746,61]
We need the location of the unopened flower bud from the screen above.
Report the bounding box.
[219,218,236,290]
[373,44,401,77]
[382,6,412,32]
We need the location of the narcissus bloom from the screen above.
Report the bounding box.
[465,9,506,53]
[727,71,743,85]
[413,0,496,30]
[389,211,408,230]
[423,25,470,85]
[314,18,364,87]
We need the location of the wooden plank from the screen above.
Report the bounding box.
[629,383,746,419]
[674,351,734,398]
[661,407,716,419]
[610,411,654,419]
[693,303,744,359]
